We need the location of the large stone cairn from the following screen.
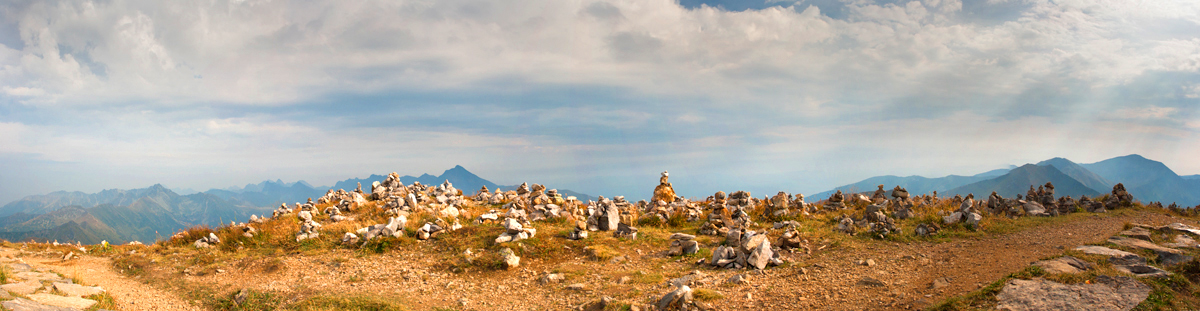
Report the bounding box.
[652,171,676,204]
[699,192,732,236]
[587,196,622,231]
[1105,183,1134,210]
[767,191,792,218]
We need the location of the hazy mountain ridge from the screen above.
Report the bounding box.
[818,155,1199,206]
[811,168,1013,200]
[0,166,592,244]
[946,164,1100,198]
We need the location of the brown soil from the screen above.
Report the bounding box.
[128,209,1196,310]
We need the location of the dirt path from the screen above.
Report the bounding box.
[3,249,203,311]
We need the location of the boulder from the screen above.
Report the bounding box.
[656,285,693,311]
[996,276,1149,311]
[2,298,77,311]
[500,248,520,269]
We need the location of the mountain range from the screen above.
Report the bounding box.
[0,166,590,244]
[817,154,1200,206]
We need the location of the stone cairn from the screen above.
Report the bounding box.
[943,195,982,228]
[667,233,699,256]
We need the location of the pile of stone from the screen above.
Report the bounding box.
[776,221,806,251]
[836,215,857,234]
[766,191,795,218]
[914,223,940,236]
[864,203,898,236]
[943,196,983,227]
[238,226,257,238]
[698,200,732,236]
[355,216,407,242]
[891,186,909,201]
[656,285,697,311]
[324,206,348,222]
[193,232,221,248]
[476,210,501,224]
[890,199,914,219]
[710,230,782,269]
[824,190,846,211]
[249,214,265,224]
[652,171,676,204]
[271,203,293,218]
[416,220,451,240]
[667,233,699,256]
[496,218,538,243]
[587,196,622,231]
[567,220,589,240]
[296,210,322,241]
[1105,183,1134,210]
[613,223,638,239]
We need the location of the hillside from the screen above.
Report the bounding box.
[1081,154,1200,205]
[947,164,1100,198]
[0,185,177,217]
[1036,157,1113,193]
[812,167,1012,200]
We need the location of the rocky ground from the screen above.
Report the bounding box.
[1,208,1196,310]
[2,178,1198,311]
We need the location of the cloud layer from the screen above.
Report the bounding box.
[0,0,1197,203]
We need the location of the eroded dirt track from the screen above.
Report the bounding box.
[1,248,203,311]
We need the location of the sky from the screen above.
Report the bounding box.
[0,0,1198,204]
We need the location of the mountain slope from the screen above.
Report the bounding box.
[1081,154,1178,189]
[812,167,1012,200]
[0,186,175,217]
[946,164,1100,198]
[1081,154,1199,205]
[1036,157,1113,193]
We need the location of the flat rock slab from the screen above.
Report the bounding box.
[2,280,44,295]
[14,271,68,283]
[1169,223,1200,236]
[1,298,77,311]
[1119,227,1153,241]
[1164,234,1198,249]
[7,263,32,272]
[1075,245,1138,257]
[1107,236,1182,254]
[996,276,1150,311]
[1034,256,1092,274]
[52,282,103,297]
[28,293,97,310]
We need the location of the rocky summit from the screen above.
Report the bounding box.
[1,171,1199,311]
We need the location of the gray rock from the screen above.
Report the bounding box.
[858,277,886,287]
[656,285,693,311]
[1114,264,1172,277]
[1119,227,1153,241]
[727,274,749,285]
[1075,245,1138,258]
[995,276,1149,311]
[2,281,43,295]
[747,241,773,270]
[51,282,103,297]
[1107,236,1183,255]
[500,248,520,269]
[27,293,97,310]
[1,298,77,311]
[1033,256,1092,274]
[539,273,564,284]
[1156,251,1193,267]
